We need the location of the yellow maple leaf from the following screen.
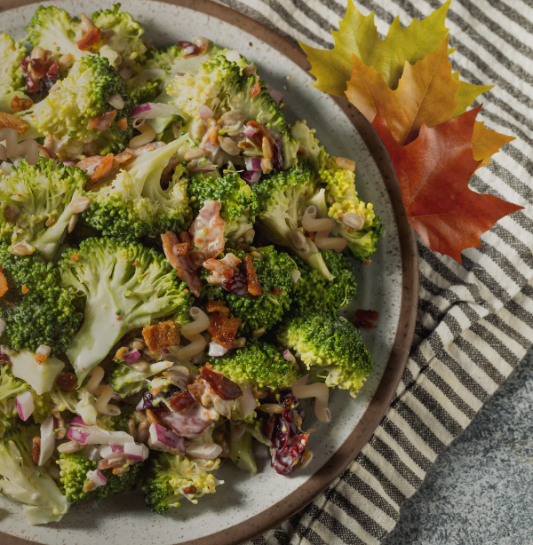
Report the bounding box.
[452,72,494,117]
[346,37,459,145]
[472,121,516,168]
[300,0,450,96]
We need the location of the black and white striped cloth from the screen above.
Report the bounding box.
[215,0,533,543]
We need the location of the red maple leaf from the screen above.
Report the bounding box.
[373,104,524,262]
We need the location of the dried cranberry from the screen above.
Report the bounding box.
[272,139,285,171]
[136,384,182,411]
[21,57,40,94]
[223,270,248,296]
[178,41,199,57]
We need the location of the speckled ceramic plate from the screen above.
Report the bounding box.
[0,1,418,543]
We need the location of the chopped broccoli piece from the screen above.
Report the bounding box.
[278,311,373,397]
[332,217,384,262]
[83,137,191,238]
[0,426,70,525]
[290,121,325,170]
[59,237,193,383]
[58,449,143,505]
[252,164,335,280]
[208,339,300,391]
[22,54,133,159]
[50,386,98,425]
[0,246,82,356]
[143,452,221,514]
[189,170,257,246]
[0,365,27,437]
[109,360,173,398]
[0,33,26,96]
[292,250,357,313]
[229,429,257,476]
[201,246,296,335]
[0,158,87,261]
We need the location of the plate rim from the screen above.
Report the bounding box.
[0,0,419,543]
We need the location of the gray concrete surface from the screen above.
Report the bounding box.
[383,346,533,545]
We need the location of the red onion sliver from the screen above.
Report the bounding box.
[283,349,296,363]
[99,444,125,459]
[62,161,76,167]
[241,170,261,184]
[225,49,241,63]
[85,444,101,462]
[266,84,284,106]
[124,442,149,461]
[67,425,134,446]
[123,350,141,365]
[130,103,152,117]
[243,125,258,139]
[149,423,186,454]
[193,164,217,173]
[244,156,262,171]
[238,388,257,419]
[199,104,214,120]
[131,102,181,119]
[16,391,34,421]
[69,416,88,427]
[87,469,107,488]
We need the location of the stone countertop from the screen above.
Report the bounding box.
[383,346,533,545]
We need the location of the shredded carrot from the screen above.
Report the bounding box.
[0,268,8,298]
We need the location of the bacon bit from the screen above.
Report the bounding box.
[37,144,58,160]
[183,485,197,494]
[77,27,103,52]
[245,120,269,148]
[88,110,116,132]
[353,309,379,330]
[243,255,262,296]
[21,285,29,295]
[113,150,132,166]
[35,354,47,365]
[174,242,190,256]
[363,259,372,266]
[0,268,8,298]
[205,300,230,317]
[179,232,191,244]
[272,288,282,296]
[57,372,77,392]
[208,312,241,350]
[146,409,158,425]
[203,258,233,278]
[297,145,306,155]
[10,96,33,112]
[90,153,114,182]
[31,437,41,466]
[161,231,202,297]
[200,364,242,400]
[70,254,79,261]
[250,81,261,98]
[142,320,180,352]
[347,227,355,234]
[188,382,204,404]
[168,389,196,413]
[178,40,200,58]
[0,112,28,135]
[117,117,128,130]
[188,200,226,269]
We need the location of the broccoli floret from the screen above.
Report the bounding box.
[0,246,82,356]
[109,360,173,398]
[208,339,300,391]
[83,137,191,238]
[201,246,296,335]
[91,4,147,66]
[0,365,27,437]
[332,217,384,262]
[0,426,70,525]
[229,429,257,476]
[0,33,26,95]
[58,449,143,505]
[290,121,326,170]
[252,164,335,280]
[278,312,373,397]
[143,452,221,514]
[0,158,87,261]
[292,250,357,313]
[22,54,133,159]
[50,386,98,425]
[59,237,193,383]
[189,170,257,246]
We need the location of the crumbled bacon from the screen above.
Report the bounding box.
[37,144,58,160]
[206,300,230,317]
[77,27,103,51]
[10,96,33,112]
[243,255,262,296]
[113,150,133,166]
[179,232,191,244]
[88,110,116,131]
[174,242,190,256]
[188,200,226,268]
[90,153,114,182]
[161,231,202,297]
[0,112,28,135]
[142,320,180,352]
[35,354,47,365]
[167,389,196,413]
[199,364,243,400]
[208,312,241,350]
[272,288,282,296]
[203,258,233,278]
[250,80,261,98]
[0,268,8,298]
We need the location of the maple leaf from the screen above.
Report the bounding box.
[372,104,523,262]
[300,0,450,96]
[452,72,493,117]
[472,121,516,168]
[346,37,459,145]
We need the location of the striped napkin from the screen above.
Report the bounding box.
[213,0,533,543]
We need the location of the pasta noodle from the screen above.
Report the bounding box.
[0,128,39,165]
[291,375,331,423]
[303,206,347,252]
[176,307,209,361]
[129,118,156,148]
[87,366,121,416]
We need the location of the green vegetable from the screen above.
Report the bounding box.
[0,426,69,525]
[229,429,257,476]
[58,449,143,505]
[83,137,191,239]
[292,249,357,313]
[59,237,193,383]
[0,365,27,437]
[0,33,26,98]
[50,386,98,425]
[9,350,64,396]
[208,339,300,391]
[278,311,373,397]
[0,246,82,356]
[201,246,296,335]
[143,452,221,514]
[332,217,384,262]
[109,360,173,398]
[0,158,87,261]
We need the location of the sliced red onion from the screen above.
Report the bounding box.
[244,156,262,171]
[38,415,55,466]
[99,444,125,459]
[273,139,285,170]
[175,72,185,76]
[199,104,214,120]
[193,164,217,173]
[16,391,34,421]
[238,388,257,419]
[122,350,141,365]
[87,469,107,488]
[241,170,261,184]
[62,161,76,167]
[69,416,88,427]
[172,123,182,139]
[179,41,198,56]
[283,349,296,363]
[208,341,228,357]
[67,425,134,446]
[85,444,101,462]
[124,442,149,462]
[243,125,257,139]
[160,348,170,355]
[266,84,284,106]
[225,49,241,63]
[149,423,186,454]
[131,102,181,119]
[186,441,223,459]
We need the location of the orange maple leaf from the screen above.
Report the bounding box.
[472,121,516,168]
[372,104,524,262]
